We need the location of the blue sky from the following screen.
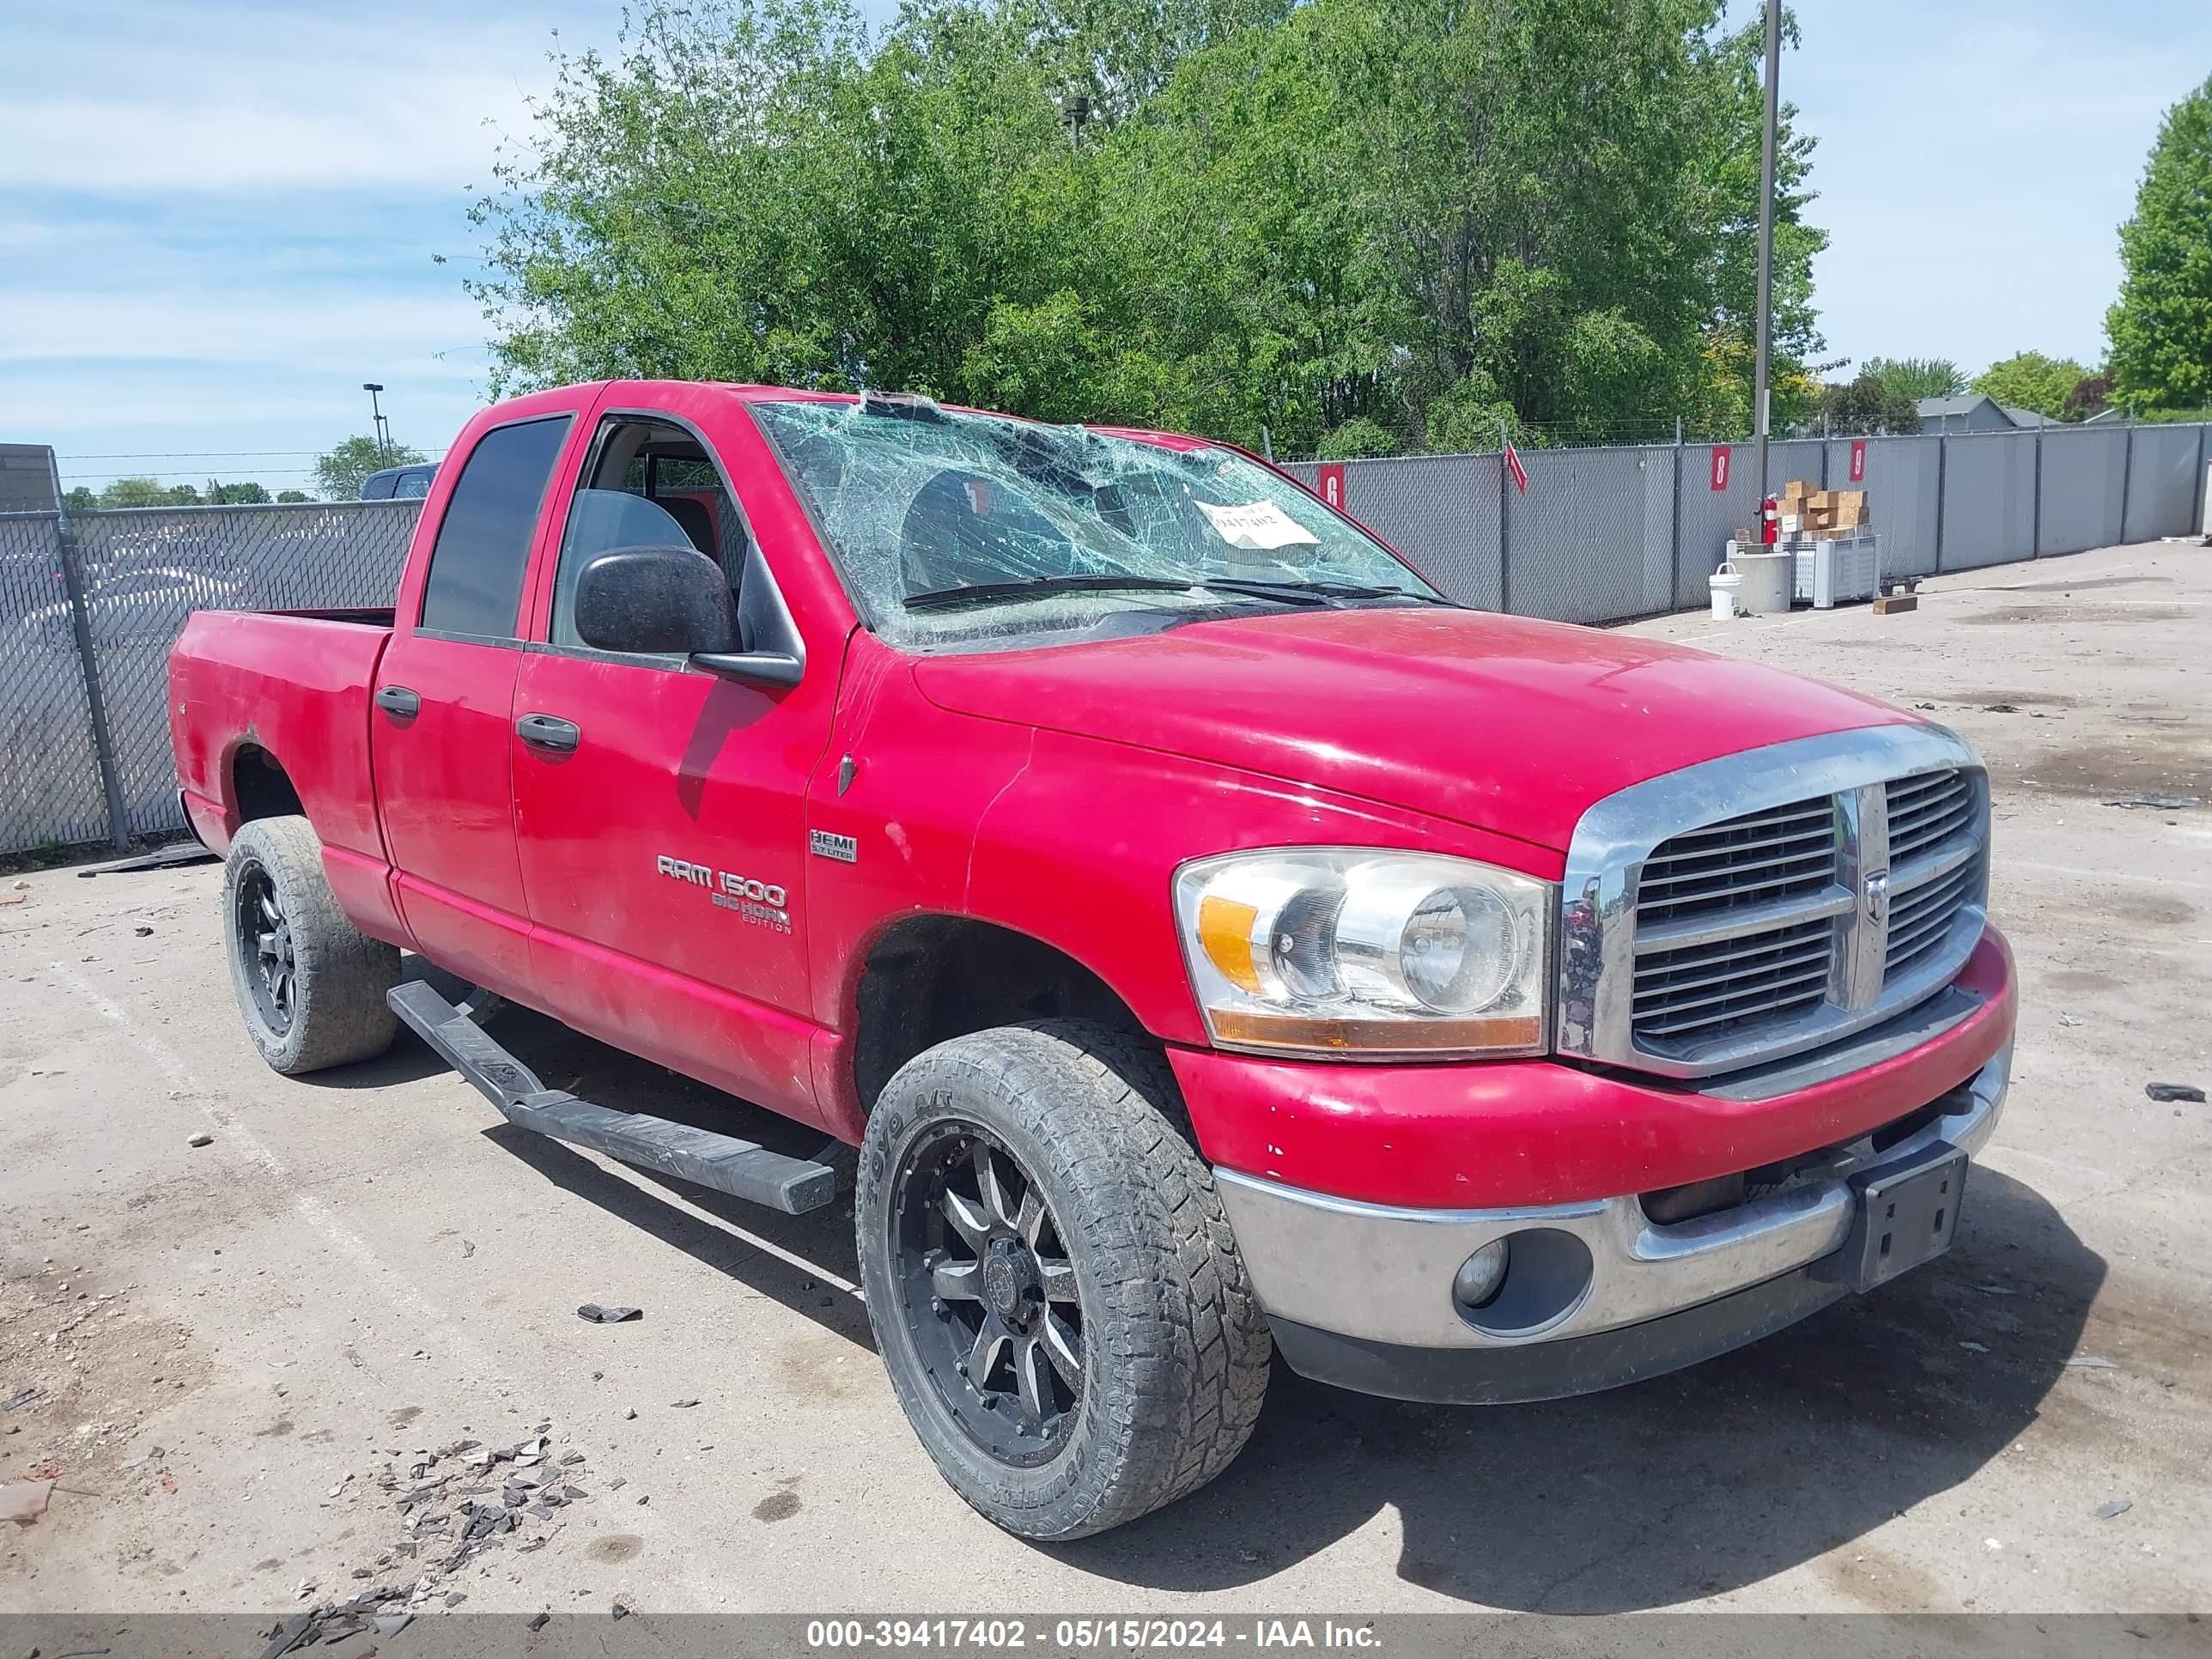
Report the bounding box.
[4,0,2209,495]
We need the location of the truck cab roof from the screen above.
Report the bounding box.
[359,462,438,501]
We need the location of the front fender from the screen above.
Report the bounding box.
[962,726,1563,1048]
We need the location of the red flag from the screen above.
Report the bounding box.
[1504,440,1528,494]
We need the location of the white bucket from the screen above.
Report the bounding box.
[1709,561,1743,620]
[1733,549,1795,617]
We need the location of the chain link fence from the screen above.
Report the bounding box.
[0,500,420,856]
[3,422,2208,858]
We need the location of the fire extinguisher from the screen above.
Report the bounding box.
[1759,495,1780,545]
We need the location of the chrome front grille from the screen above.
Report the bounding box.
[1633,798,1837,927]
[1886,852,1978,978]
[1632,916,1832,1043]
[1887,769,1976,865]
[1558,728,1991,1080]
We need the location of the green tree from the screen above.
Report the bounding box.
[1814,372,1919,434]
[2108,75,2212,411]
[472,0,1826,454]
[96,477,199,507]
[276,489,313,503]
[1863,356,1965,401]
[1315,416,1399,459]
[204,479,272,505]
[1972,351,2089,422]
[314,435,425,500]
[62,485,96,512]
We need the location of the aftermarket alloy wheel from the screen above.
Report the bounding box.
[857,1020,1271,1540]
[234,858,298,1035]
[221,816,399,1075]
[892,1121,1087,1462]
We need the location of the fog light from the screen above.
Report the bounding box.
[1453,1239,1510,1310]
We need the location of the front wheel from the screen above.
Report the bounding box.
[856,1020,1271,1540]
[222,816,399,1075]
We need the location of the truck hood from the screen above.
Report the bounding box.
[912,607,1911,852]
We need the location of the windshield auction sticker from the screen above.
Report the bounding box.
[1195,499,1322,550]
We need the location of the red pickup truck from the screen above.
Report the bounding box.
[170,381,2015,1540]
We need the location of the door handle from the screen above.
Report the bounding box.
[516,713,581,753]
[374,685,421,720]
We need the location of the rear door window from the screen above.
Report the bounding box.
[417,416,572,639]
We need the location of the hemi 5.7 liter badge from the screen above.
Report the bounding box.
[810,830,859,864]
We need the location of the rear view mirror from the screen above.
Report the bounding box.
[574,545,736,655]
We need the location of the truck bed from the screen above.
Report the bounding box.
[169,608,394,864]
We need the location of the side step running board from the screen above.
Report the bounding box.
[387,981,837,1216]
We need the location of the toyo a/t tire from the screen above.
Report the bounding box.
[221,815,400,1076]
[855,1019,1271,1540]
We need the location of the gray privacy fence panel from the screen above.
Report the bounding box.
[1510,446,1672,623]
[1768,437,1828,491]
[0,499,422,854]
[0,514,110,853]
[1939,431,2037,571]
[1862,435,1941,577]
[2038,427,2128,556]
[75,499,422,842]
[1291,454,1504,611]
[1674,441,1762,606]
[2124,425,2208,542]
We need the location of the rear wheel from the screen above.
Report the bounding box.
[856,1020,1270,1540]
[222,816,399,1074]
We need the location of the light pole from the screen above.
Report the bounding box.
[362,383,390,462]
[1752,0,1781,495]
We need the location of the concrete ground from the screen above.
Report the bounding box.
[2,539,2207,1620]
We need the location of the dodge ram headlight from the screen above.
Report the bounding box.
[1173,849,1553,1058]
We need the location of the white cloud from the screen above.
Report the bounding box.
[0,2,592,196]
[0,286,488,372]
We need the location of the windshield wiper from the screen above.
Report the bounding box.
[1201,577,1456,607]
[902,574,1331,611]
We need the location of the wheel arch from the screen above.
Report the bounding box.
[228,739,306,824]
[848,913,1153,1115]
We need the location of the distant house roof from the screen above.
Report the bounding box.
[1914,393,2061,430]
[1915,396,1991,422]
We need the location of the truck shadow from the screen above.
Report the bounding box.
[484,1121,874,1352]
[1061,1166,2105,1611]
[422,1000,876,1351]
[383,1006,2105,1609]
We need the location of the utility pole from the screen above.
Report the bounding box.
[1752,0,1781,496]
[1058,87,1090,153]
[363,383,390,461]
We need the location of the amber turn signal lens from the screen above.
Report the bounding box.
[1196,895,1262,993]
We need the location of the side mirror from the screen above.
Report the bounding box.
[574,545,736,655]
[691,536,807,690]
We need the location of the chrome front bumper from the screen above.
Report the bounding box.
[1215,1045,2008,1355]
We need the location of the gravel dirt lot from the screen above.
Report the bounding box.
[3,539,2208,1620]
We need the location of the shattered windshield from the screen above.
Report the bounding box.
[748,397,1444,649]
